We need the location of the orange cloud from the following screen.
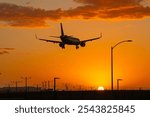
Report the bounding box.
[0,3,63,27]
[0,0,150,27]
[74,0,143,8]
[66,0,150,19]
[0,48,14,55]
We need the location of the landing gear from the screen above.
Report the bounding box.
[59,43,65,49]
[76,45,79,49]
[62,45,65,49]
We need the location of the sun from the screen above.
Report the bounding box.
[98,86,105,91]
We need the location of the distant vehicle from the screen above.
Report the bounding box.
[36,23,102,49]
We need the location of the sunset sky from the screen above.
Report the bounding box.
[0,0,150,90]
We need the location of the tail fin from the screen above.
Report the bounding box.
[60,23,64,36]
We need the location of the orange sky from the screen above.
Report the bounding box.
[0,0,150,90]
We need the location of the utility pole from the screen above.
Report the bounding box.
[21,77,31,93]
[45,81,47,90]
[48,81,50,90]
[54,78,60,91]
[42,82,44,90]
[11,81,21,93]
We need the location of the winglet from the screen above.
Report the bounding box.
[100,33,102,38]
[35,34,38,39]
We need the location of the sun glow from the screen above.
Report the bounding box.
[98,86,105,91]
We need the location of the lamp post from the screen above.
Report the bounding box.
[48,81,50,90]
[21,77,31,93]
[54,77,60,91]
[11,81,21,93]
[117,79,123,90]
[111,40,132,91]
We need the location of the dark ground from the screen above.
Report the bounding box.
[0,90,150,100]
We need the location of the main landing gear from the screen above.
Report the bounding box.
[59,43,65,49]
[76,45,79,49]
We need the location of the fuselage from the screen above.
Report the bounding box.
[60,35,80,45]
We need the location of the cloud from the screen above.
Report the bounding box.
[0,3,63,27]
[74,0,143,8]
[0,0,150,27]
[67,0,150,19]
[0,51,9,55]
[0,48,14,55]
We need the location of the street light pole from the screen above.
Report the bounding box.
[117,79,122,90]
[111,47,114,91]
[11,81,21,93]
[48,81,50,90]
[111,40,132,91]
[21,77,31,93]
[54,77,60,91]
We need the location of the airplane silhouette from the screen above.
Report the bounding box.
[36,23,102,49]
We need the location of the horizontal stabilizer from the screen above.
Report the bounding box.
[49,36,60,38]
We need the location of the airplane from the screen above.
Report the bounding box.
[36,23,102,49]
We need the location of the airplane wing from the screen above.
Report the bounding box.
[35,34,61,43]
[81,33,102,43]
[39,38,61,43]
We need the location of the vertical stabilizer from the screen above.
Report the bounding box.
[60,23,64,36]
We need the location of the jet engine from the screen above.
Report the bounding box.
[80,42,86,47]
